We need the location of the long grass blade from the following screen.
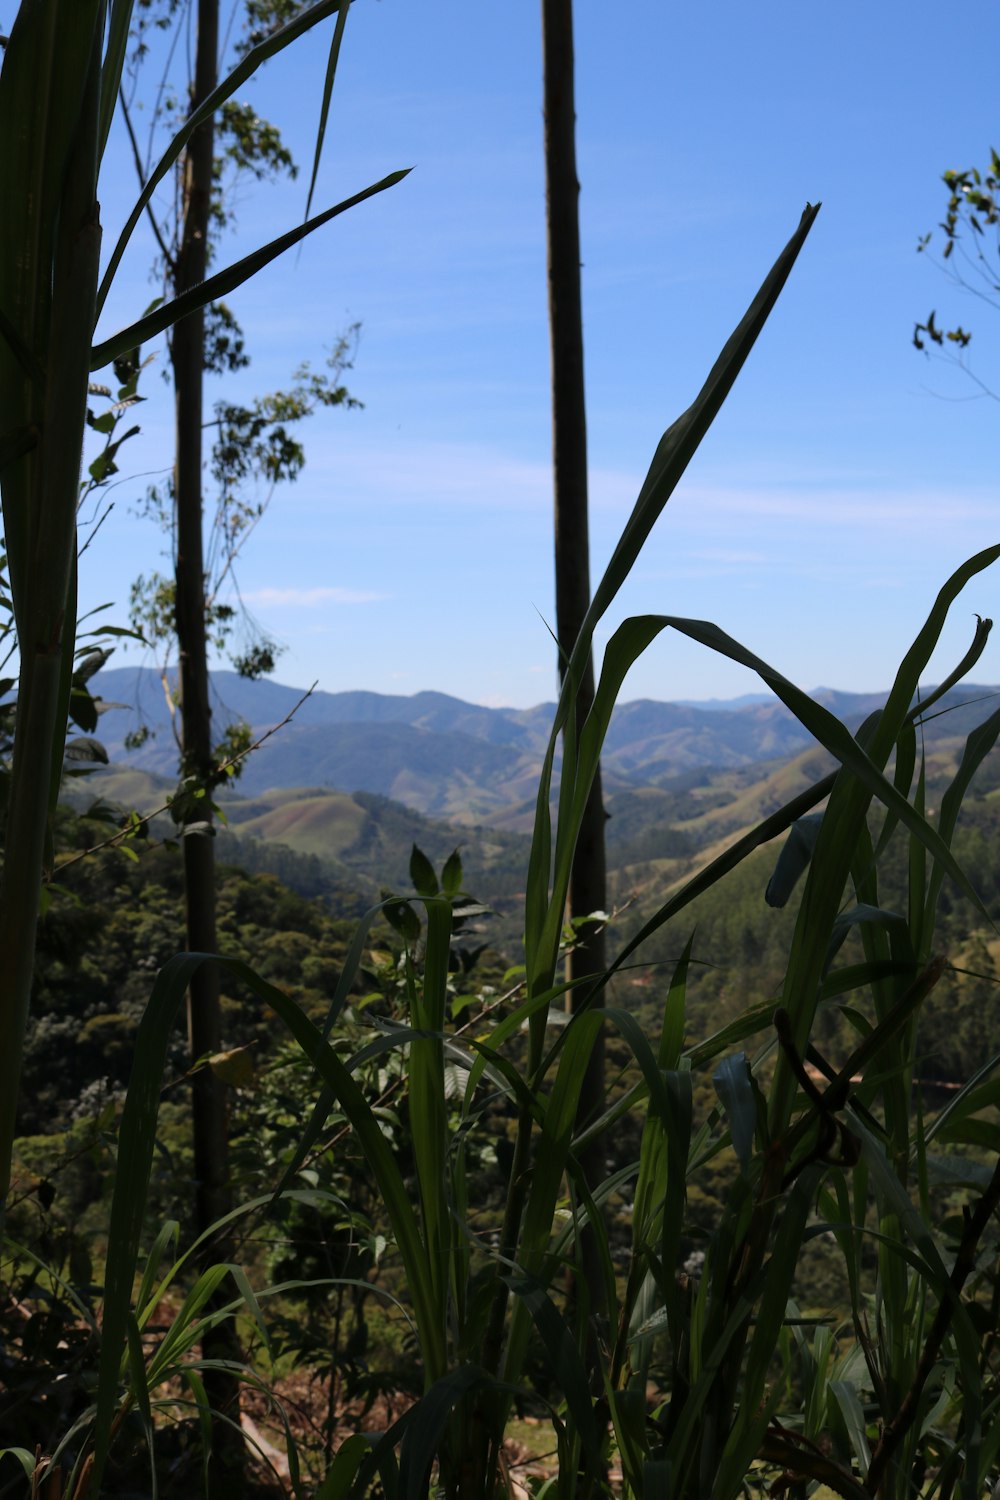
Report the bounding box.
[303,0,349,222]
[95,0,353,313]
[94,951,441,1492]
[92,170,409,369]
[99,0,136,157]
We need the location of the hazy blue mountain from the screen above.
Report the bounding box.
[90,666,1000,823]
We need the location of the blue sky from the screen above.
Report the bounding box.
[84,0,1000,709]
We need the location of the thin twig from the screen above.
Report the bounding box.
[118,90,176,272]
[54,682,317,872]
[76,501,114,560]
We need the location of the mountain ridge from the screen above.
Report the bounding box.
[90,666,999,825]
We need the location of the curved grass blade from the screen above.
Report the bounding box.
[303,0,349,223]
[712,1053,760,1178]
[926,1050,1000,1146]
[0,1451,35,1483]
[765,811,824,908]
[524,203,821,1003]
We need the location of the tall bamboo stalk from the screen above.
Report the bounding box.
[169,0,246,1490]
[541,0,608,1341]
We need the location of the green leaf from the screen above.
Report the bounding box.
[97,0,353,315]
[713,1052,758,1177]
[829,1379,871,1474]
[314,1433,372,1500]
[409,843,439,898]
[207,1046,255,1087]
[441,847,463,898]
[384,897,421,945]
[0,1451,35,1481]
[765,811,824,908]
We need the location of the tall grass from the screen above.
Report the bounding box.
[67,184,1000,1498]
[5,10,1000,1497]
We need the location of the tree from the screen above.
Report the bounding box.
[119,3,360,1488]
[540,0,608,1358]
[914,149,1000,393]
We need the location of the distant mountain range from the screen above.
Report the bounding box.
[89,667,1000,827]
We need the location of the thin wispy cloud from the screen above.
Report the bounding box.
[301,438,642,516]
[242,586,386,607]
[677,482,999,527]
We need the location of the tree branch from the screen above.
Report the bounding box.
[54,682,316,871]
[118,89,176,273]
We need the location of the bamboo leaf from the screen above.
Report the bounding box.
[99,1,136,157]
[765,811,824,908]
[303,0,350,223]
[96,0,354,314]
[92,170,409,370]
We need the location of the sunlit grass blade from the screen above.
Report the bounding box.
[652,607,996,916]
